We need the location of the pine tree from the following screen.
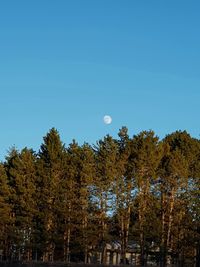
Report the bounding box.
[5,147,37,261]
[130,131,163,266]
[65,140,95,263]
[0,163,12,260]
[94,135,118,264]
[37,128,66,261]
[158,131,198,266]
[114,127,132,264]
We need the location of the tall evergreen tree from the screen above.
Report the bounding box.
[130,131,163,266]
[0,127,200,266]
[158,131,199,266]
[65,141,95,263]
[114,127,133,264]
[159,148,188,267]
[94,135,118,264]
[5,147,37,261]
[37,128,66,261]
[0,163,12,260]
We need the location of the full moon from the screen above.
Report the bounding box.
[103,115,112,124]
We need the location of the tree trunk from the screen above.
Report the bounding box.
[196,245,200,267]
[100,193,107,264]
[160,192,166,267]
[140,230,145,266]
[167,188,175,251]
[64,227,71,262]
[196,226,200,267]
[138,180,149,267]
[83,214,88,264]
[120,216,126,264]
[139,205,145,267]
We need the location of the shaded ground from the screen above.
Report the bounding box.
[0,263,135,267]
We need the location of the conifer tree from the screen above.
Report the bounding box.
[37,128,66,261]
[130,131,163,266]
[0,163,12,260]
[1,127,200,266]
[159,148,187,267]
[5,147,37,261]
[65,140,95,263]
[94,135,118,264]
[158,131,198,266]
[114,127,132,264]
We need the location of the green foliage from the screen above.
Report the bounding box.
[0,127,199,266]
[0,163,12,247]
[4,147,37,259]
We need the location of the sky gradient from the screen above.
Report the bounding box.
[1,1,200,160]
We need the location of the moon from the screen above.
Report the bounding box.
[103,115,112,124]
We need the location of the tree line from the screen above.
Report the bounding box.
[0,127,199,267]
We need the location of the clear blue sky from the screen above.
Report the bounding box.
[1,1,200,160]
